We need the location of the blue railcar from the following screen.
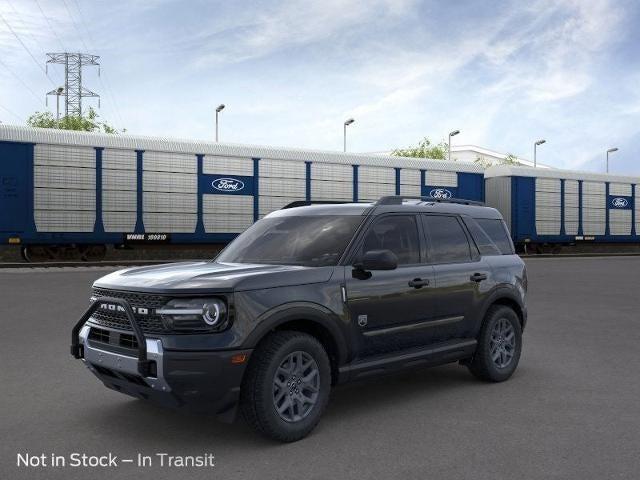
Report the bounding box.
[485,165,640,252]
[0,125,485,261]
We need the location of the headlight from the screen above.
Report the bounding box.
[157,298,228,332]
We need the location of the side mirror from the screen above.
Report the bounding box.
[354,249,398,272]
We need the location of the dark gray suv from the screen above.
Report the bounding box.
[71,196,527,442]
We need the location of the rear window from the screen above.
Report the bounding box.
[422,215,472,263]
[475,218,514,255]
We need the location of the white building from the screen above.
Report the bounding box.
[368,145,553,169]
[451,145,551,169]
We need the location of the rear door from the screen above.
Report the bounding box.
[0,142,30,232]
[421,214,491,340]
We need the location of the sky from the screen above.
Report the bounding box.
[1,0,639,174]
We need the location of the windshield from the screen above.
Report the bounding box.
[216,215,364,267]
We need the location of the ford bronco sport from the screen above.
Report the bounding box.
[71,196,527,442]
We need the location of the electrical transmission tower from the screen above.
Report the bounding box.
[46,53,100,117]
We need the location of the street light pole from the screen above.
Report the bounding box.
[448,130,460,162]
[343,118,355,152]
[606,147,618,173]
[534,139,546,167]
[55,87,64,121]
[215,104,225,142]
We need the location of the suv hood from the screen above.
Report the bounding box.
[93,261,335,293]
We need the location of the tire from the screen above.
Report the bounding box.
[468,305,522,382]
[240,331,331,442]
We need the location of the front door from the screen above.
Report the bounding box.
[344,214,437,357]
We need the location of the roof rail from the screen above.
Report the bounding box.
[281,200,354,209]
[375,196,485,206]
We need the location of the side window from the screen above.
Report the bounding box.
[359,215,420,265]
[422,215,472,263]
[463,217,502,256]
[476,218,515,255]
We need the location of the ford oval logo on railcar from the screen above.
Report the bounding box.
[611,197,629,208]
[429,188,453,199]
[212,178,245,192]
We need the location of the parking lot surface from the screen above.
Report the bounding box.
[1,257,639,480]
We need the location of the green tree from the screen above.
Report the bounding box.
[27,107,124,133]
[391,137,449,160]
[474,152,522,169]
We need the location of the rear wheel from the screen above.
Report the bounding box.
[240,331,331,442]
[468,305,522,382]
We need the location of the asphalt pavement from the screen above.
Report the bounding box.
[1,257,639,480]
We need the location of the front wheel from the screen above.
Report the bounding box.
[468,305,522,382]
[240,331,331,442]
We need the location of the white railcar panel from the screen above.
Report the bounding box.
[426,171,457,187]
[609,183,632,196]
[103,190,136,212]
[311,163,352,182]
[358,166,395,185]
[143,213,196,232]
[260,159,306,179]
[582,209,607,221]
[143,151,196,174]
[582,195,605,209]
[358,182,396,202]
[34,188,95,211]
[203,214,253,233]
[103,211,136,232]
[535,178,561,193]
[103,149,136,170]
[259,196,300,216]
[535,191,561,207]
[34,210,95,232]
[535,205,561,221]
[400,184,421,196]
[582,181,606,195]
[400,169,421,186]
[536,221,560,235]
[143,192,197,213]
[310,180,352,201]
[609,210,632,235]
[203,195,253,215]
[582,222,605,235]
[203,156,253,176]
[34,144,95,168]
[103,169,136,191]
[34,165,95,190]
[564,180,579,194]
[143,171,196,193]
[564,192,579,208]
[259,177,305,197]
[564,207,579,235]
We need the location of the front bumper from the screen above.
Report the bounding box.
[72,298,251,421]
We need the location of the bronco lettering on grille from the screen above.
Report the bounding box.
[99,303,150,315]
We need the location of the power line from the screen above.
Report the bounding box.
[59,0,89,51]
[0,102,22,121]
[5,0,64,85]
[34,0,67,52]
[0,11,56,87]
[0,56,45,106]
[66,0,125,126]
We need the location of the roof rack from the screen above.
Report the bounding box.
[281,200,354,209]
[375,196,485,206]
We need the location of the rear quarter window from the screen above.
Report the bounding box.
[474,218,515,255]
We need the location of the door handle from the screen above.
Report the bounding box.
[408,278,430,288]
[470,273,488,282]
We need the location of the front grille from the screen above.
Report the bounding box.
[89,287,169,334]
